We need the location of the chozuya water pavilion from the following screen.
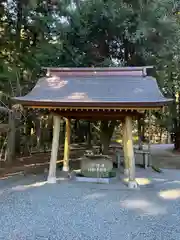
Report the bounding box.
[13,67,172,188]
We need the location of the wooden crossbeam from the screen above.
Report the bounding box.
[52,109,144,120]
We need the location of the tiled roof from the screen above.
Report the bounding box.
[13,67,172,108]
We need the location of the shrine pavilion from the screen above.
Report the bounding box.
[13,67,172,188]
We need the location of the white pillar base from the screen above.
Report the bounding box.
[128,180,139,189]
[62,166,69,172]
[47,176,57,184]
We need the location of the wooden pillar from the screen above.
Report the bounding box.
[47,115,60,183]
[122,121,129,176]
[63,118,71,172]
[125,116,138,188]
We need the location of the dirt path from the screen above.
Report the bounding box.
[149,144,180,169]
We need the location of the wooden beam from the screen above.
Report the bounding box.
[122,121,129,176]
[125,116,138,188]
[47,115,61,183]
[53,110,144,120]
[28,106,162,111]
[63,118,71,172]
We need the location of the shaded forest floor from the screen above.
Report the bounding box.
[0,143,90,178]
[0,143,179,179]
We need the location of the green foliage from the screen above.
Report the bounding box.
[1,0,180,82]
[1,0,180,148]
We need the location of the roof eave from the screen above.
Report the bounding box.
[12,98,173,109]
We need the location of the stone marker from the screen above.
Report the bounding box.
[81,155,114,178]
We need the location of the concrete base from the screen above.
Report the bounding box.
[47,176,56,184]
[128,180,139,189]
[74,176,117,184]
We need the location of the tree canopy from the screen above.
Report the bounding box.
[1,0,180,149]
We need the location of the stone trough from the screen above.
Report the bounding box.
[73,154,117,184]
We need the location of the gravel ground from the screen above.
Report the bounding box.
[0,169,180,240]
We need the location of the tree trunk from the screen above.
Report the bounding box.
[6,110,15,163]
[35,115,41,149]
[45,115,53,150]
[159,127,163,144]
[100,120,117,154]
[59,118,65,145]
[141,118,145,142]
[22,110,33,156]
[137,118,143,150]
[174,132,180,150]
[14,109,22,155]
[86,121,91,147]
[16,0,22,49]
[176,92,180,150]
[76,121,85,142]
[173,96,179,150]
[100,134,110,155]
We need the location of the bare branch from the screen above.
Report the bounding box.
[92,123,101,132]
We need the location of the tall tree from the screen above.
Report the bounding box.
[1,0,180,152]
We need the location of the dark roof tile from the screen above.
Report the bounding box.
[13,75,172,107]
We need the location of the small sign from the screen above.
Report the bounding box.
[87,163,108,173]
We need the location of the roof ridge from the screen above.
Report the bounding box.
[42,66,153,72]
[42,66,154,77]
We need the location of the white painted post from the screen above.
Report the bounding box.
[122,121,129,176]
[63,118,70,172]
[47,115,60,183]
[125,116,138,188]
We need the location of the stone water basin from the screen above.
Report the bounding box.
[80,154,115,178]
